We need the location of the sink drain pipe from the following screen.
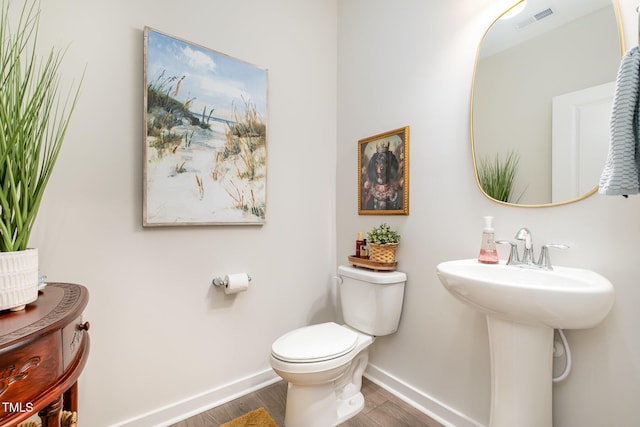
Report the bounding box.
[553,329,572,383]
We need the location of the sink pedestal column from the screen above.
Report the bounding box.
[487,316,554,427]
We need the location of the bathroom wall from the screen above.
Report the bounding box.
[19,0,640,426]
[337,0,640,426]
[28,1,337,425]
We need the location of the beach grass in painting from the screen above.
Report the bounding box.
[143,27,267,225]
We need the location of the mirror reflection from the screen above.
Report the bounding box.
[472,0,623,206]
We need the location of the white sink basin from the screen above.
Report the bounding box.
[437,259,614,329]
[437,259,615,427]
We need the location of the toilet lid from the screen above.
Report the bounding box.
[271,322,358,363]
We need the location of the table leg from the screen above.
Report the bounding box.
[38,395,62,427]
[63,382,78,412]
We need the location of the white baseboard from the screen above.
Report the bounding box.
[364,363,485,427]
[112,368,281,427]
[113,364,483,427]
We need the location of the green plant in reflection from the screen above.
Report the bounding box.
[478,151,522,203]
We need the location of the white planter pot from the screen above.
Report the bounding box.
[0,248,39,311]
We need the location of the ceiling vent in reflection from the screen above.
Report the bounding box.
[514,7,555,30]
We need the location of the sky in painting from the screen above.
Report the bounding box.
[145,28,267,121]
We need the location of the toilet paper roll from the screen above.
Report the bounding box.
[224,273,250,295]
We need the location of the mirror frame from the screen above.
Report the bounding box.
[470,0,625,207]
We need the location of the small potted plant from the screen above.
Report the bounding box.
[367,223,400,263]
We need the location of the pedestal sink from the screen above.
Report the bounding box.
[436,259,614,427]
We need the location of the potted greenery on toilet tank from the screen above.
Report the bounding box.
[367,223,400,263]
[0,0,82,310]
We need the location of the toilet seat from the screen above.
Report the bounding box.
[271,322,358,363]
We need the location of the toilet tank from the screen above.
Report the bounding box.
[337,265,407,336]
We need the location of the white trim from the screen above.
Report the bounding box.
[110,364,484,427]
[364,363,485,427]
[111,369,281,427]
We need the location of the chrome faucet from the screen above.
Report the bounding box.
[497,228,568,270]
[515,228,534,264]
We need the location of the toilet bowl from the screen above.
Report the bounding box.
[270,266,407,427]
[270,322,373,427]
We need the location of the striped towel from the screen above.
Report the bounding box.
[599,46,640,196]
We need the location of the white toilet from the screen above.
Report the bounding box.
[270,265,407,427]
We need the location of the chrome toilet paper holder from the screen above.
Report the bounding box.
[212,274,252,288]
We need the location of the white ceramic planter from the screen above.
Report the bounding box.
[0,248,39,311]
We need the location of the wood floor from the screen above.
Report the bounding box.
[170,377,444,427]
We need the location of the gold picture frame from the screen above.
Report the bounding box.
[358,126,409,215]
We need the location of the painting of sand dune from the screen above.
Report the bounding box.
[143,27,267,226]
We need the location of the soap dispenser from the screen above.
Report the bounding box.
[478,216,499,264]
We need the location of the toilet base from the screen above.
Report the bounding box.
[282,346,370,427]
[283,385,366,427]
[284,381,339,427]
[336,391,364,424]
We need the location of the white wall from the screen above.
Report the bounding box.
[338,0,640,426]
[28,1,337,425]
[20,0,640,426]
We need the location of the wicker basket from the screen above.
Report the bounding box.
[368,243,398,263]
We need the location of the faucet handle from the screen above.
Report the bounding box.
[537,244,569,270]
[496,240,519,264]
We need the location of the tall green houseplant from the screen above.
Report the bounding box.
[0,0,82,252]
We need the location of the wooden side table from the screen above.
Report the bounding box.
[0,283,90,427]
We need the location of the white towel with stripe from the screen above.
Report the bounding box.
[599,46,640,196]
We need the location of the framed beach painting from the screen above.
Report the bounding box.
[143,27,268,226]
[358,126,409,215]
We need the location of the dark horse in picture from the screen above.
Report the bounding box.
[362,141,402,210]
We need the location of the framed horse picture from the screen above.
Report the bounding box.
[358,126,409,215]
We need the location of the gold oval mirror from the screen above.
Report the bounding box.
[471,0,624,206]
